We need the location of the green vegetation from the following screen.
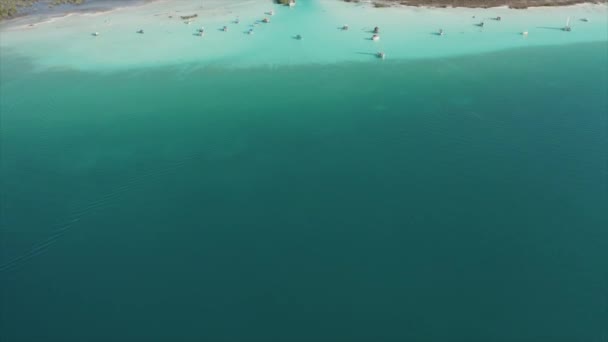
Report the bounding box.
[0,0,84,20]
[1,0,36,19]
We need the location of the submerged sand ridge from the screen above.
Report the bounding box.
[0,0,606,70]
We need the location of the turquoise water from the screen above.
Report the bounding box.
[1,42,607,341]
[2,0,607,71]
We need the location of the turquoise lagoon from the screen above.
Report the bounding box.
[0,1,607,341]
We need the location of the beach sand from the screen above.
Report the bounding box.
[0,0,606,70]
[371,0,606,9]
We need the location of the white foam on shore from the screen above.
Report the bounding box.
[0,0,606,71]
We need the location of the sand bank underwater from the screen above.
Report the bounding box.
[0,0,606,71]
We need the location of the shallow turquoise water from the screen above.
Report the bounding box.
[2,0,607,71]
[1,42,607,341]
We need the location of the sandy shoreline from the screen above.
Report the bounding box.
[367,0,607,9]
[1,0,606,71]
[1,0,605,26]
[1,0,606,22]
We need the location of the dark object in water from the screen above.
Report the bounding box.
[476,22,484,27]
[181,14,198,20]
[137,29,144,34]
[373,26,379,33]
